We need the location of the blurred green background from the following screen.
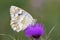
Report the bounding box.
[0,0,60,40]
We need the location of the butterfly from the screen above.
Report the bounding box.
[10,6,36,32]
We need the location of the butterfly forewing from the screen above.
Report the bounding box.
[10,6,36,32]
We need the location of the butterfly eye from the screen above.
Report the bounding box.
[18,14,21,16]
[18,13,22,16]
[18,11,23,16]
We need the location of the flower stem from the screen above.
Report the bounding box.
[33,38,40,40]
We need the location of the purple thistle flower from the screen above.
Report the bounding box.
[24,23,45,40]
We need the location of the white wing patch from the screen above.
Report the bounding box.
[10,6,36,32]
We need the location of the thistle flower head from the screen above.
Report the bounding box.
[24,23,45,39]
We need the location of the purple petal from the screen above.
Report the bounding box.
[24,23,45,37]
